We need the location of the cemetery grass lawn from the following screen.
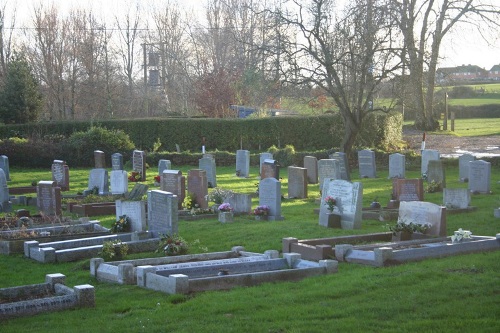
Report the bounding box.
[1,166,500,332]
[404,118,500,137]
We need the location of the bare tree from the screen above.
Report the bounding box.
[0,1,15,81]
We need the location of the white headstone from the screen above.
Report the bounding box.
[398,201,446,237]
[320,179,363,229]
[458,154,475,182]
[443,188,470,209]
[110,170,128,195]
[427,160,446,188]
[421,149,440,176]
[389,153,405,179]
[259,178,283,220]
[115,200,146,232]
[87,169,109,195]
[224,193,252,214]
[236,150,250,177]
[468,160,491,194]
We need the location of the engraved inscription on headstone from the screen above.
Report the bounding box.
[396,178,424,202]
[132,150,146,181]
[398,201,446,237]
[51,160,69,191]
[320,179,363,229]
[148,190,178,237]
[111,153,123,171]
[443,188,470,209]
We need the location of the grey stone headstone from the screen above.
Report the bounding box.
[175,144,181,153]
[303,156,318,184]
[458,153,475,182]
[51,160,69,191]
[132,150,146,181]
[147,190,178,237]
[443,188,470,209]
[110,170,128,195]
[161,170,185,209]
[37,181,62,216]
[421,149,440,176]
[288,166,307,199]
[427,160,446,188]
[261,159,279,180]
[398,201,446,237]
[187,169,208,209]
[111,153,123,171]
[259,153,273,175]
[389,153,405,179]
[199,156,216,188]
[0,169,10,212]
[329,152,350,181]
[395,178,424,202]
[158,159,172,176]
[358,149,376,178]
[87,169,109,195]
[236,150,250,177]
[94,150,105,169]
[468,160,491,194]
[259,177,283,220]
[320,179,363,229]
[115,200,146,232]
[318,159,341,189]
[224,193,252,214]
[0,155,10,181]
[127,183,149,201]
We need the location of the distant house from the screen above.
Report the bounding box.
[436,64,489,83]
[488,64,500,81]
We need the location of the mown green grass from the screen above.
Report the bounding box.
[404,118,500,136]
[1,165,500,332]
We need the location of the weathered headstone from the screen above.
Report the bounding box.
[147,190,178,237]
[468,160,491,194]
[37,181,62,216]
[111,153,123,171]
[388,153,405,179]
[132,150,146,181]
[329,152,350,181]
[303,156,318,184]
[187,169,208,209]
[51,160,69,191]
[126,183,149,201]
[358,149,376,178]
[398,201,446,237]
[94,150,105,169]
[110,170,128,195]
[0,155,10,181]
[458,153,475,182]
[261,159,279,180]
[0,169,11,212]
[426,160,446,189]
[318,159,341,189]
[421,149,440,176]
[158,159,172,176]
[259,177,283,220]
[199,156,216,188]
[87,169,109,195]
[161,170,185,210]
[288,166,307,199]
[259,153,273,176]
[395,178,424,202]
[175,144,181,153]
[115,200,146,232]
[443,188,471,209]
[319,179,363,229]
[224,193,252,214]
[236,150,250,177]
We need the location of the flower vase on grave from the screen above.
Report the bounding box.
[324,211,341,228]
[218,212,234,223]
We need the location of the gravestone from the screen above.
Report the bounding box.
[37,181,62,216]
[443,188,471,209]
[199,156,217,188]
[329,152,350,181]
[132,150,146,181]
[458,153,475,182]
[87,169,109,195]
[303,156,318,184]
[158,159,172,176]
[147,190,178,238]
[319,179,363,229]
[94,150,105,169]
[388,153,405,179]
[0,155,10,181]
[358,149,376,178]
[395,178,424,202]
[426,160,446,189]
[111,153,123,171]
[288,166,307,199]
[127,183,149,201]
[115,200,146,232]
[259,178,283,220]
[110,170,128,195]
[259,153,273,176]
[51,160,69,191]
[468,160,491,194]
[175,144,181,153]
[236,150,250,177]
[398,201,446,237]
[318,159,341,189]
[161,170,185,210]
[0,169,11,212]
[421,149,440,176]
[224,193,252,214]
[261,159,279,180]
[187,169,208,209]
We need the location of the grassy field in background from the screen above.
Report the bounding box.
[1,164,500,332]
[403,118,500,136]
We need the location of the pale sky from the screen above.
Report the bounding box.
[5,0,500,70]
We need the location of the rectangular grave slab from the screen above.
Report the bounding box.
[458,153,474,181]
[161,170,185,209]
[37,181,62,216]
[147,190,178,237]
[389,153,405,179]
[468,160,491,194]
[132,150,146,181]
[115,200,147,232]
[111,153,123,171]
[187,169,208,209]
[318,159,340,189]
[158,159,172,176]
[288,166,307,199]
[443,188,471,209]
[358,149,376,178]
[259,178,283,220]
[421,149,440,176]
[329,152,350,180]
[236,150,250,177]
[199,156,216,188]
[110,170,128,195]
[303,156,318,184]
[87,169,109,195]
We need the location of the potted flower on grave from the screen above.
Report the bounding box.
[322,196,341,228]
[156,234,189,256]
[128,171,142,182]
[154,175,161,186]
[253,205,270,221]
[218,203,234,223]
[208,188,234,212]
[110,215,131,233]
[450,228,473,244]
[370,197,381,209]
[389,221,431,242]
[324,196,337,213]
